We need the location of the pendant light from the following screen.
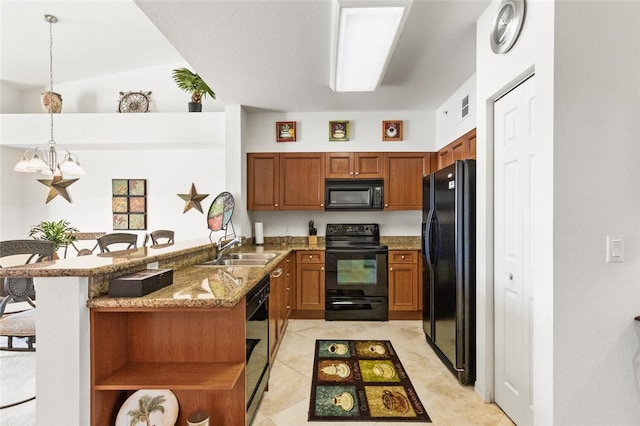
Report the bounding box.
[13,14,85,177]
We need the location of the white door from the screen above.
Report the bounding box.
[494,75,535,426]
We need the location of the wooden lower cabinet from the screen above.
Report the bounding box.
[294,250,325,319]
[388,250,422,320]
[269,253,295,361]
[90,306,246,426]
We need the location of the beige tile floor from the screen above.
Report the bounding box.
[253,319,515,426]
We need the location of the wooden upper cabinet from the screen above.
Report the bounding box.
[385,152,431,210]
[247,153,279,210]
[325,152,385,179]
[436,128,477,170]
[279,153,325,210]
[469,132,477,159]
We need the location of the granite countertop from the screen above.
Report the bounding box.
[0,238,216,278]
[87,248,291,309]
[1,236,420,310]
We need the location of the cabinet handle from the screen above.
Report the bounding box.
[271,268,284,278]
[350,171,354,176]
[355,171,359,176]
[401,255,405,260]
[390,267,394,271]
[320,203,324,207]
[275,203,279,207]
[384,204,389,207]
[506,272,513,280]
[321,267,325,271]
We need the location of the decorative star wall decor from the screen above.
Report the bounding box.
[177,183,209,213]
[38,175,79,204]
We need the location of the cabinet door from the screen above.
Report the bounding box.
[269,267,282,361]
[325,152,385,178]
[296,251,325,311]
[385,152,431,210]
[280,153,325,210]
[354,152,386,178]
[248,153,279,210]
[436,128,477,171]
[388,251,419,311]
[284,253,295,319]
[469,132,477,159]
[325,152,354,178]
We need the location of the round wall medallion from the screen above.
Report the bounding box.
[118,91,152,113]
[490,0,525,54]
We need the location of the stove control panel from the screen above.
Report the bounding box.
[326,223,379,236]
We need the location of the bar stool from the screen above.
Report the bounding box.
[150,230,174,246]
[64,232,106,257]
[0,239,55,351]
[97,233,138,253]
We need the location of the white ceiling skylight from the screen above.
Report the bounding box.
[330,0,412,92]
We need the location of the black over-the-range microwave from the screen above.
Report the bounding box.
[324,178,384,211]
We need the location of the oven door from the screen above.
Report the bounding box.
[325,247,388,320]
[325,247,388,295]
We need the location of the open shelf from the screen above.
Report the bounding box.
[90,302,247,425]
[94,361,244,390]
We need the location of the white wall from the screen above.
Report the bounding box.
[243,110,434,238]
[552,2,640,425]
[0,84,23,113]
[1,145,226,252]
[436,74,477,149]
[15,62,224,114]
[476,0,555,423]
[478,1,640,425]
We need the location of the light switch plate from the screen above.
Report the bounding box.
[606,236,624,263]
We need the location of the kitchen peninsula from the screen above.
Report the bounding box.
[0,239,288,426]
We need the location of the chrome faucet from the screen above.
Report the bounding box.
[216,236,242,259]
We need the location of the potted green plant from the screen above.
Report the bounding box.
[28,219,78,256]
[171,67,216,112]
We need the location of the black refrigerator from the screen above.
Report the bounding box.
[422,159,476,385]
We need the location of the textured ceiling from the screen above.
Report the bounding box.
[1,0,490,112]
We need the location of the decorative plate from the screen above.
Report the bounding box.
[207,191,235,231]
[115,389,178,426]
[118,91,152,113]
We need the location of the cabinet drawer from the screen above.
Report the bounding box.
[390,251,417,263]
[297,251,324,263]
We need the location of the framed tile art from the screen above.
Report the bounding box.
[276,121,296,142]
[112,179,147,230]
[382,120,403,141]
[329,120,350,141]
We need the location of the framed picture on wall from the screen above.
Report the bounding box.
[112,178,147,230]
[382,120,403,141]
[329,120,350,141]
[276,121,296,142]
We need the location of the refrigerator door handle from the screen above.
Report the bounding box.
[432,214,440,266]
[423,210,434,270]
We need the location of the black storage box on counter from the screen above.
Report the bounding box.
[109,269,173,297]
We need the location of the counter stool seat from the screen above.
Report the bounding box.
[0,309,36,351]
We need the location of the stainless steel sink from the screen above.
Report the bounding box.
[199,259,269,267]
[197,252,279,267]
[227,252,278,260]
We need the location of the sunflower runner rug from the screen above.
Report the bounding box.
[308,339,431,422]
